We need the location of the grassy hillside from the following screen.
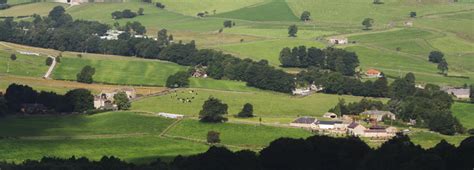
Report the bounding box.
[131,88,378,122]
[287,0,474,27]
[52,54,187,86]
[215,0,298,21]
[157,0,265,16]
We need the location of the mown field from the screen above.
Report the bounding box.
[0,2,66,17]
[452,102,474,129]
[0,51,49,77]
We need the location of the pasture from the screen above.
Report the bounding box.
[452,102,474,129]
[131,88,376,122]
[0,2,66,17]
[215,0,298,21]
[157,0,265,16]
[0,51,49,77]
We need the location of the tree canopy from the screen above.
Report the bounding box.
[76,65,95,84]
[199,97,228,123]
[237,103,254,118]
[362,18,374,30]
[113,92,130,110]
[288,25,298,37]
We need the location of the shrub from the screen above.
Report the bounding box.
[207,131,221,144]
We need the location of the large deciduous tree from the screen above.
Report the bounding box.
[300,11,311,21]
[288,25,298,37]
[362,18,374,30]
[437,59,448,75]
[166,71,190,88]
[76,65,95,84]
[429,51,444,63]
[237,103,253,118]
[199,97,228,123]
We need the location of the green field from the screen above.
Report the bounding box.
[0,2,66,17]
[131,88,377,122]
[409,131,470,148]
[168,119,312,148]
[157,0,265,16]
[0,51,49,77]
[452,102,474,129]
[52,54,187,86]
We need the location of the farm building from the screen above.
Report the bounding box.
[363,125,397,138]
[313,120,345,130]
[158,112,184,119]
[290,117,317,128]
[360,110,396,122]
[347,122,366,137]
[94,88,136,109]
[328,37,348,45]
[365,69,382,78]
[442,88,470,99]
[192,66,208,78]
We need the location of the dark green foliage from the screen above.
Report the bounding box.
[207,131,221,144]
[0,0,7,4]
[48,6,72,27]
[300,11,311,21]
[288,25,298,37]
[10,53,16,61]
[125,21,147,35]
[166,71,190,88]
[199,97,228,123]
[4,84,37,112]
[141,0,151,3]
[237,103,253,118]
[111,9,137,19]
[64,89,94,113]
[428,51,444,63]
[157,29,170,46]
[155,2,165,8]
[410,11,417,17]
[437,59,448,75]
[137,8,144,15]
[76,65,95,84]
[223,20,233,28]
[389,73,416,100]
[362,18,374,30]
[0,95,8,116]
[113,92,130,110]
[45,57,53,66]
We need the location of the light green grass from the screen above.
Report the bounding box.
[215,39,326,67]
[287,0,474,27]
[168,119,312,148]
[6,0,33,5]
[189,78,259,92]
[215,0,298,21]
[452,102,474,129]
[409,131,469,148]
[0,2,67,17]
[0,51,49,77]
[224,27,336,39]
[131,88,380,122]
[157,0,265,16]
[52,55,187,86]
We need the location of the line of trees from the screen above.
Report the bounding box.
[280,46,359,76]
[1,135,472,170]
[2,84,94,114]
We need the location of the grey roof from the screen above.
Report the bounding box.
[292,117,316,124]
[347,122,359,129]
[318,120,343,125]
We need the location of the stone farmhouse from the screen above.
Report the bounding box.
[94,88,136,109]
[360,110,396,122]
[290,117,317,129]
[347,122,397,138]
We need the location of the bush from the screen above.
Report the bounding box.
[10,54,16,61]
[207,131,221,144]
[237,103,253,118]
[45,57,53,66]
[155,2,165,9]
[76,65,95,84]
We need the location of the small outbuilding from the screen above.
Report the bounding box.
[323,112,338,119]
[365,69,382,78]
[328,37,348,45]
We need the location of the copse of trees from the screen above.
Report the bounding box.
[199,97,228,123]
[280,46,360,76]
[4,135,472,170]
[76,65,95,84]
[329,98,387,115]
[3,84,94,114]
[111,9,137,19]
[166,71,190,88]
[387,73,464,135]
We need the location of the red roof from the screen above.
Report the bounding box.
[366,69,381,75]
